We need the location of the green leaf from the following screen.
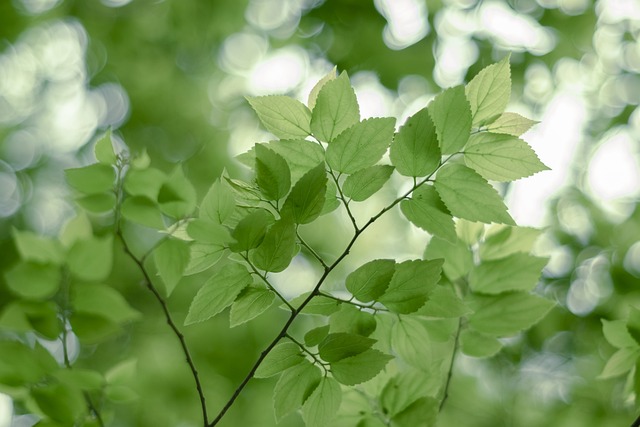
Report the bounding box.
[251,219,297,272]
[318,332,376,363]
[154,237,190,296]
[255,341,305,378]
[391,317,431,370]
[247,95,312,139]
[94,129,117,164]
[75,192,117,213]
[224,176,263,207]
[229,209,273,253]
[464,133,549,181]
[329,304,377,337]
[346,259,396,303]
[72,283,141,324]
[400,185,456,243]
[456,219,485,245]
[281,163,327,224]
[390,396,438,427]
[331,349,392,385]
[267,140,326,183]
[0,301,61,339]
[305,325,330,347]
[0,341,56,386]
[5,262,60,300]
[325,117,395,174]
[424,236,473,281]
[273,361,322,421]
[200,178,236,225]
[600,347,640,379]
[11,229,64,265]
[59,212,92,249]
[302,376,342,427]
[308,67,337,109]
[311,71,359,142]
[343,165,395,202]
[428,85,472,154]
[131,147,150,169]
[390,107,440,177]
[229,286,275,327]
[460,329,503,358]
[158,167,197,218]
[434,163,514,225]
[184,263,252,325]
[121,196,165,229]
[468,292,555,336]
[289,294,342,315]
[486,112,538,136]
[123,168,166,200]
[469,253,548,294]
[53,369,105,391]
[67,235,113,282]
[480,225,542,260]
[32,382,86,424]
[255,144,291,200]
[378,259,443,314]
[65,163,115,194]
[602,319,638,349]
[418,285,472,318]
[184,243,226,275]
[465,55,511,127]
[321,179,340,215]
[380,370,433,417]
[187,220,233,245]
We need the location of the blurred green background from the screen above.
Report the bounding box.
[0,0,639,426]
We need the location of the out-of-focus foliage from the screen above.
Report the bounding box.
[0,0,639,426]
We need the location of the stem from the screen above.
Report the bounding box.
[118,232,209,426]
[439,317,462,413]
[318,291,389,312]
[242,254,295,312]
[296,229,329,269]
[329,170,359,232]
[285,333,328,371]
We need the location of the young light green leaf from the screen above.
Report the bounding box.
[380,371,433,418]
[5,262,61,300]
[229,209,273,253]
[247,95,312,139]
[123,168,166,200]
[424,236,473,281]
[308,67,337,110]
[94,129,117,165]
[65,164,115,194]
[378,259,443,314]
[255,341,305,378]
[428,85,472,154]
[59,211,92,249]
[75,192,117,213]
[486,112,538,136]
[480,225,543,260]
[305,325,330,347]
[464,133,549,181]
[318,332,376,363]
[599,347,640,379]
[302,376,342,427]
[255,144,291,200]
[390,396,438,426]
[330,305,377,337]
[121,196,165,229]
[157,167,197,218]
[67,235,113,282]
[330,349,392,386]
[281,163,327,224]
[321,179,340,215]
[267,140,325,183]
[224,176,263,207]
[184,263,252,325]
[418,285,472,318]
[11,229,64,265]
[154,237,190,296]
[184,243,226,276]
[251,219,297,272]
[434,163,514,225]
[343,165,394,202]
[31,381,86,424]
[469,253,548,294]
[391,317,431,370]
[400,185,456,243]
[325,117,395,174]
[468,292,555,336]
[460,329,503,358]
[230,287,275,327]
[201,178,236,225]
[310,71,359,142]
[187,220,232,245]
[602,319,639,349]
[390,107,440,177]
[465,55,511,126]
[53,368,105,391]
[274,361,322,421]
[288,293,342,315]
[72,283,141,325]
[346,259,396,303]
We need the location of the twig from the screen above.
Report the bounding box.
[318,291,389,313]
[296,230,329,270]
[439,317,462,412]
[241,254,295,312]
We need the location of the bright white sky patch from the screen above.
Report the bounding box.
[375,0,429,50]
[248,46,308,95]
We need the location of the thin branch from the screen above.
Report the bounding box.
[241,254,295,312]
[285,333,329,372]
[318,291,389,313]
[439,317,462,413]
[329,170,359,232]
[296,229,329,270]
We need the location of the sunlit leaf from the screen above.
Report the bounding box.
[255,143,291,201]
[94,129,117,165]
[251,219,297,272]
[465,55,511,126]
[5,262,60,300]
[65,164,115,195]
[318,332,376,363]
[255,341,305,378]
[273,361,322,422]
[154,237,190,296]
[281,163,327,224]
[331,349,392,385]
[308,67,337,110]
[400,185,456,243]
[428,85,472,154]
[302,376,342,427]
[230,287,275,327]
[460,329,503,358]
[390,107,440,177]
[343,165,395,202]
[486,112,538,136]
[310,71,359,142]
[379,259,443,313]
[469,253,548,294]
[247,95,312,139]
[67,235,113,282]
[345,259,396,303]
